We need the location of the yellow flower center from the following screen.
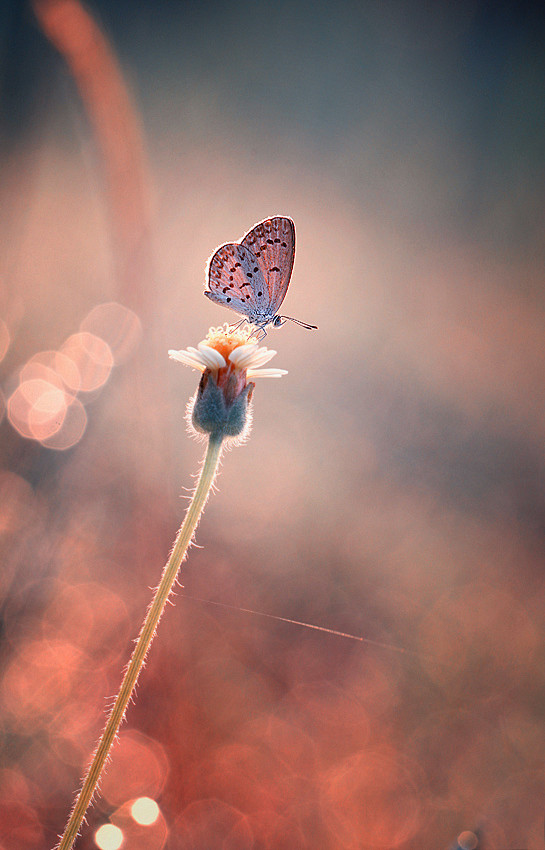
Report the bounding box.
[201,324,254,363]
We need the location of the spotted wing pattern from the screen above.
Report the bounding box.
[241,216,295,313]
[205,216,295,326]
[205,242,269,322]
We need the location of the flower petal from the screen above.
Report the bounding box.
[244,348,278,368]
[247,368,288,378]
[229,345,279,370]
[197,343,227,370]
[168,349,206,371]
[228,343,259,367]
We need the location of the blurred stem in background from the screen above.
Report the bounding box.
[31,0,162,574]
[32,0,154,314]
[56,431,224,850]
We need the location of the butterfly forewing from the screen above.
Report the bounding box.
[206,242,270,320]
[241,216,295,312]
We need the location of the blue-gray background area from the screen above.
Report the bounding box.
[2,0,545,260]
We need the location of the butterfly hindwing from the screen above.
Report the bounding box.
[205,242,270,320]
[241,216,295,313]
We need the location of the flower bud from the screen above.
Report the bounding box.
[191,369,254,438]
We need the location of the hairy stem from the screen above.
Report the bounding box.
[56,432,224,850]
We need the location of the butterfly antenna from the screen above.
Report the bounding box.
[280,315,318,330]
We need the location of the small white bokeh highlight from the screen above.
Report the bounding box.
[130,796,160,826]
[95,823,123,850]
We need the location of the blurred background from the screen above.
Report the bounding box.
[1,1,545,848]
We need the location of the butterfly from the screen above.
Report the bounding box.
[204,216,317,336]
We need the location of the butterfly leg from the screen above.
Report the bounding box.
[251,325,268,342]
[228,318,246,331]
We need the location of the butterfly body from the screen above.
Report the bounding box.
[205,216,316,335]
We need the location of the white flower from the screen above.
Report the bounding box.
[169,325,287,379]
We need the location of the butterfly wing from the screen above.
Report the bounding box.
[241,216,295,313]
[205,242,269,321]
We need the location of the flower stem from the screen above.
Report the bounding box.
[56,432,224,850]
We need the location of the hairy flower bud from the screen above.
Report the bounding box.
[191,369,254,437]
